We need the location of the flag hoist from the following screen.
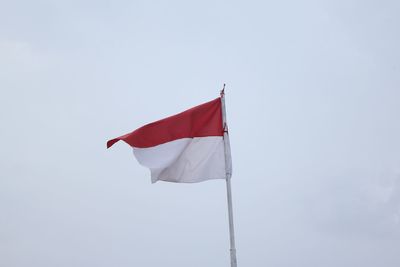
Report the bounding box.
[107,85,237,267]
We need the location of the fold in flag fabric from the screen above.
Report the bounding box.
[107,97,228,183]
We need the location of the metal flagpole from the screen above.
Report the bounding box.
[220,84,237,267]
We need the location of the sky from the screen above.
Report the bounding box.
[1,0,400,266]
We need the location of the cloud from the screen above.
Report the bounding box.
[0,40,47,75]
[309,170,400,240]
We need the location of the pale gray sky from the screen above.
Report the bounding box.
[1,0,400,266]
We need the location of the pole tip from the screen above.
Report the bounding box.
[220,83,226,97]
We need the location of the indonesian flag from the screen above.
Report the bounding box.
[107,96,231,183]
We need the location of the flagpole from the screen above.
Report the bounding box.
[220,84,237,267]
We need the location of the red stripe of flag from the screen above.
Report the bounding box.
[107,97,223,149]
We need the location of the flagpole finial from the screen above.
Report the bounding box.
[220,83,226,97]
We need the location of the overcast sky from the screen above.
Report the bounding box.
[1,0,400,266]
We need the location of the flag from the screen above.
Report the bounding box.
[107,97,230,183]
